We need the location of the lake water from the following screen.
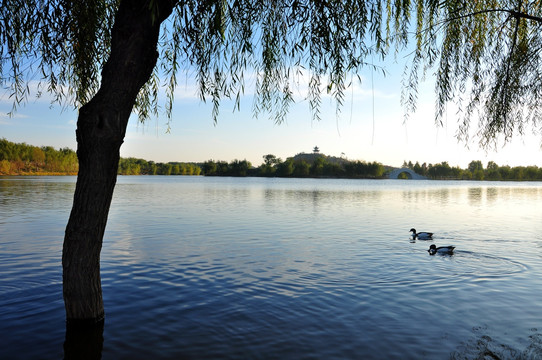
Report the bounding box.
[1,176,542,359]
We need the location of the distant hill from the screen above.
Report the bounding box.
[290,152,395,171]
[290,152,347,165]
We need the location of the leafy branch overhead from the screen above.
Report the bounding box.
[2,0,542,146]
[408,0,542,147]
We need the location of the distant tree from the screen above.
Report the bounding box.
[450,166,463,179]
[191,164,202,176]
[413,161,423,175]
[323,162,344,177]
[263,154,278,166]
[32,147,46,165]
[217,161,229,175]
[259,154,279,176]
[276,158,294,177]
[310,157,325,176]
[150,162,158,175]
[510,167,524,181]
[462,170,473,180]
[0,160,11,174]
[293,160,310,177]
[202,160,218,176]
[499,166,511,180]
[486,168,502,181]
[367,162,384,178]
[473,169,485,180]
[487,161,499,170]
[229,159,251,177]
[524,166,539,180]
[485,161,501,180]
[421,163,428,176]
[468,161,484,174]
[428,161,453,179]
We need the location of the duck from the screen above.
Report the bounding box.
[410,228,433,240]
[428,244,455,255]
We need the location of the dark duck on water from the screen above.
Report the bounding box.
[428,244,455,255]
[410,228,433,240]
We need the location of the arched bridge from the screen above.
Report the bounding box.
[388,168,428,180]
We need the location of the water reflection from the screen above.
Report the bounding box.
[2,177,542,359]
[486,187,498,203]
[401,188,453,206]
[468,187,483,205]
[0,177,75,219]
[64,321,104,360]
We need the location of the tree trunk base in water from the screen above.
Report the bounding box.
[64,319,104,360]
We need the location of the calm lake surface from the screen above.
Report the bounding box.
[1,176,542,359]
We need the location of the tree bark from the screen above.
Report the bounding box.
[63,0,175,324]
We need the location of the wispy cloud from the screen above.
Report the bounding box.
[0,111,30,124]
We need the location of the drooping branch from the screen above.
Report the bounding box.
[443,8,542,26]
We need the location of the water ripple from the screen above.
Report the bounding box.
[428,250,528,279]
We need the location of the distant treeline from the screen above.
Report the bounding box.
[122,155,386,178]
[243,153,385,178]
[118,157,202,175]
[402,160,542,181]
[201,156,385,178]
[0,138,78,175]
[0,139,385,178]
[3,138,542,181]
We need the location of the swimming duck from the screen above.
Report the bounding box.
[428,244,455,255]
[410,228,433,240]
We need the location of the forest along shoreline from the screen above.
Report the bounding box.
[2,138,542,180]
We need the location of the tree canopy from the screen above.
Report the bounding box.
[3,0,541,147]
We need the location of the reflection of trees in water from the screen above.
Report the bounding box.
[262,187,385,220]
[281,189,382,205]
[485,187,499,203]
[398,185,542,209]
[0,178,75,217]
[470,186,542,205]
[468,187,483,205]
[401,188,455,206]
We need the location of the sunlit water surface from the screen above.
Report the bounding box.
[1,176,542,359]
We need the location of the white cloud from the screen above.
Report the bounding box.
[0,112,29,124]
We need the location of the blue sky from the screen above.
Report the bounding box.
[1,58,541,168]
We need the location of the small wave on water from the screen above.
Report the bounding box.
[428,250,529,281]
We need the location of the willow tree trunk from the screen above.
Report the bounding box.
[62,0,174,324]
